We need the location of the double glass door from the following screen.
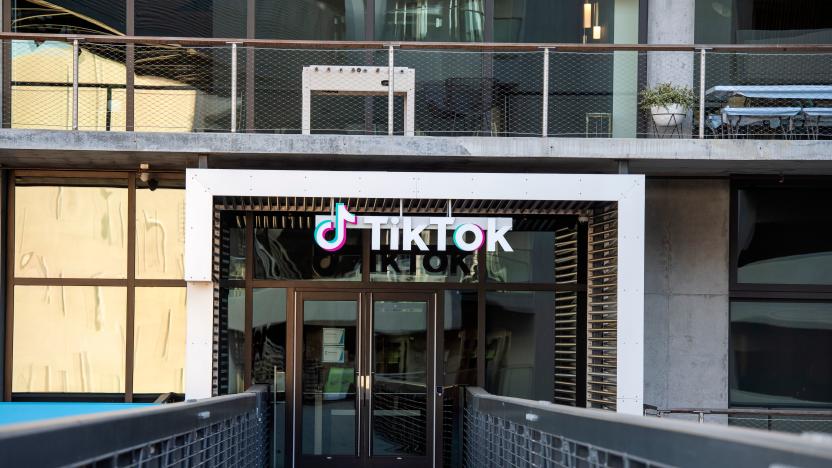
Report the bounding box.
[295,291,435,467]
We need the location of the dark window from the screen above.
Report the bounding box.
[485,290,555,400]
[254,225,362,281]
[730,301,832,407]
[12,0,126,35]
[736,187,832,285]
[696,0,832,43]
[730,179,832,409]
[135,0,245,37]
[256,0,365,40]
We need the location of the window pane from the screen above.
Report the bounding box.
[15,184,127,279]
[221,212,247,280]
[485,291,554,400]
[136,187,185,279]
[371,231,476,283]
[220,288,246,394]
[730,301,832,407]
[374,0,484,41]
[135,0,245,37]
[133,288,187,394]
[13,286,126,393]
[737,187,832,285]
[696,0,832,44]
[487,231,555,283]
[495,0,616,43]
[256,0,365,40]
[254,226,361,281]
[253,288,287,387]
[12,0,125,35]
[442,290,477,467]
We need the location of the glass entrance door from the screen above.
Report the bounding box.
[295,292,434,468]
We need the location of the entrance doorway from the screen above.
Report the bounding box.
[294,291,435,467]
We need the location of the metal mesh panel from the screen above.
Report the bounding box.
[554,225,579,406]
[71,410,269,468]
[703,52,832,138]
[463,405,671,468]
[646,410,832,435]
[586,205,617,411]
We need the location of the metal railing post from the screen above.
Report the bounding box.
[541,47,550,137]
[72,38,79,131]
[699,48,706,139]
[230,42,238,133]
[388,44,395,136]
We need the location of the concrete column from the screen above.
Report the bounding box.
[643,179,729,411]
[647,0,696,136]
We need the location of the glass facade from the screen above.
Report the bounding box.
[730,180,832,409]
[9,174,187,400]
[696,0,832,44]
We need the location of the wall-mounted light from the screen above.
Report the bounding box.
[583,2,592,29]
[592,2,601,40]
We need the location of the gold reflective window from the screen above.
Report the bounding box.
[12,286,127,393]
[136,187,186,279]
[133,287,187,394]
[14,184,128,279]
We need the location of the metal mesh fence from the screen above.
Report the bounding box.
[5,37,832,139]
[647,411,832,435]
[463,405,672,468]
[72,407,270,468]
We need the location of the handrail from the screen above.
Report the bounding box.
[0,385,270,467]
[3,31,832,52]
[466,387,832,468]
[646,406,832,417]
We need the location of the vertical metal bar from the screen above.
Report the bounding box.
[230,43,238,133]
[125,175,136,402]
[126,0,135,131]
[699,48,706,139]
[243,212,253,389]
[541,48,549,137]
[3,174,14,401]
[72,39,79,131]
[388,45,394,136]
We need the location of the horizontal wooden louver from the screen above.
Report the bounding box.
[554,225,579,406]
[587,205,618,411]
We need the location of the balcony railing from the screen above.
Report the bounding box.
[644,406,832,435]
[2,32,832,139]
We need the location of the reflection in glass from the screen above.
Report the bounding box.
[134,288,187,394]
[696,0,832,44]
[253,288,287,386]
[485,291,555,400]
[730,301,832,407]
[136,187,185,279]
[221,212,247,280]
[220,288,246,394]
[487,231,555,283]
[737,187,832,285]
[12,0,126,35]
[442,291,477,467]
[135,0,245,37]
[255,226,361,281]
[13,286,126,393]
[375,0,485,41]
[15,184,128,279]
[495,0,615,43]
[370,230,476,282]
[302,300,358,455]
[256,0,365,40]
[372,300,428,456]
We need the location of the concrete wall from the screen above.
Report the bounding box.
[643,178,730,409]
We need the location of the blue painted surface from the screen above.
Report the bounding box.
[0,402,156,426]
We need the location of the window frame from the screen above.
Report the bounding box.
[729,176,832,409]
[5,169,186,402]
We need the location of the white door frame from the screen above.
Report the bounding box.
[184,169,645,414]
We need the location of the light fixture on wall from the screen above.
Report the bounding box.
[593,2,602,40]
[582,1,602,42]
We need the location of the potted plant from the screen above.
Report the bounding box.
[640,83,696,127]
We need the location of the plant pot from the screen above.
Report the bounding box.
[650,104,687,127]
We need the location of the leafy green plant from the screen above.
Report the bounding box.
[639,83,696,111]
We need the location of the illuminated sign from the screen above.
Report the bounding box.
[314,203,513,252]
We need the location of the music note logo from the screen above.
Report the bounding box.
[314,203,357,252]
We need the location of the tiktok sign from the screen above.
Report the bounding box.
[314,203,513,253]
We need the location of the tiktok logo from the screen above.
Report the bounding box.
[314,203,357,252]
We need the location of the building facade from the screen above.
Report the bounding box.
[1,1,831,467]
